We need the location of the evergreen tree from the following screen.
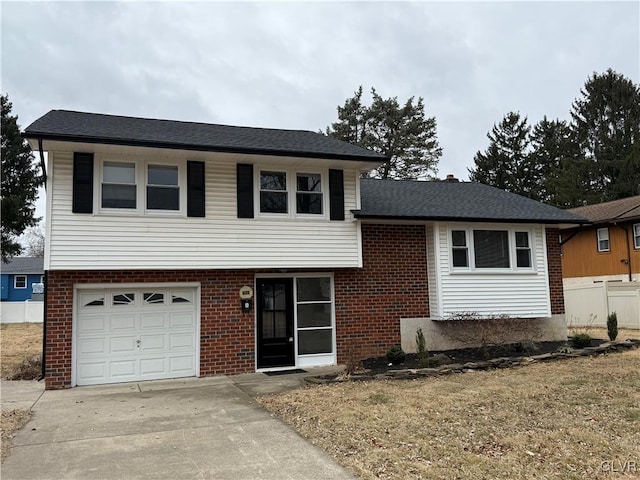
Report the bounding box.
[529,117,587,206]
[571,69,640,201]
[1,94,42,262]
[326,86,442,179]
[468,112,536,197]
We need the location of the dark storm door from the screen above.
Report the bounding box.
[257,278,294,368]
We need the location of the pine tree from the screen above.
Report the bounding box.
[326,87,442,179]
[571,69,640,201]
[1,94,43,262]
[468,112,535,197]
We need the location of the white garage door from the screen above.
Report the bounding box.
[75,287,198,386]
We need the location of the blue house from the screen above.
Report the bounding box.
[1,257,44,302]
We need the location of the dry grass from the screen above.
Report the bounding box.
[568,326,639,342]
[1,410,31,463]
[1,323,43,378]
[259,349,640,479]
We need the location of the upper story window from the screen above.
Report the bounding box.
[596,227,610,252]
[296,173,323,214]
[14,275,27,289]
[260,171,288,213]
[633,224,640,249]
[450,228,533,271]
[258,169,325,217]
[102,162,136,209]
[147,165,179,210]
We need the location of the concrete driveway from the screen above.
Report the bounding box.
[1,373,352,480]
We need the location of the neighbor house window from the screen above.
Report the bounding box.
[473,230,510,268]
[451,230,469,267]
[14,275,26,289]
[515,231,532,268]
[634,224,640,249]
[260,171,288,213]
[597,228,610,252]
[296,173,323,214]
[102,161,136,208]
[147,164,179,210]
[450,228,534,271]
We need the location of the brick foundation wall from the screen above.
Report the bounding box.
[546,227,565,315]
[334,224,430,362]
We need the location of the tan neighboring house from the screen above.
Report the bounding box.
[560,196,640,329]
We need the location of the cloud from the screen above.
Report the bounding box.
[2,0,638,195]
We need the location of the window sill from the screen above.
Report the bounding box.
[449,269,539,275]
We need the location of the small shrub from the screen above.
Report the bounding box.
[5,355,42,380]
[571,333,592,349]
[514,340,540,355]
[556,344,574,354]
[416,328,429,368]
[386,344,406,365]
[607,312,618,341]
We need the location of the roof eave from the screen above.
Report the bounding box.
[353,213,590,224]
[23,131,389,163]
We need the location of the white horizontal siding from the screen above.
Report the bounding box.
[436,223,551,318]
[48,151,361,270]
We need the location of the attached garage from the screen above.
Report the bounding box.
[74,285,199,386]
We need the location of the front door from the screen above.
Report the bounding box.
[257,278,294,368]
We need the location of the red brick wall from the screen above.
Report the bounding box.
[546,227,565,315]
[334,224,430,362]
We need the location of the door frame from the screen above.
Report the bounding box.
[71,282,201,387]
[255,277,295,369]
[254,273,336,372]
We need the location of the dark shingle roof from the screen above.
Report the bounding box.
[1,257,44,274]
[356,179,588,224]
[24,110,387,162]
[567,195,640,224]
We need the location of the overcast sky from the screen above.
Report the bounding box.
[2,1,639,219]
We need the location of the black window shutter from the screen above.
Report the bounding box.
[72,153,94,214]
[187,161,205,217]
[329,169,345,221]
[237,164,254,218]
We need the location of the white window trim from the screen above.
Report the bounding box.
[633,223,640,250]
[596,227,610,253]
[448,227,537,273]
[95,156,187,217]
[255,168,328,220]
[14,275,27,289]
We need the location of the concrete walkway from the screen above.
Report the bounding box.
[1,368,352,480]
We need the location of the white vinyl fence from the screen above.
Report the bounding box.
[564,281,640,329]
[0,301,44,323]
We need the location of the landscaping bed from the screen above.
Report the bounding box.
[307,338,639,384]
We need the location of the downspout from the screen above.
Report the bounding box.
[618,223,633,282]
[37,138,47,189]
[38,270,48,382]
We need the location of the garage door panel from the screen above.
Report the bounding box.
[140,358,166,375]
[76,287,198,386]
[77,362,107,382]
[110,336,138,354]
[141,313,168,330]
[140,334,166,351]
[170,333,195,350]
[170,312,195,328]
[110,315,137,331]
[169,356,196,374]
[78,338,108,355]
[77,316,107,334]
[110,360,137,378]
